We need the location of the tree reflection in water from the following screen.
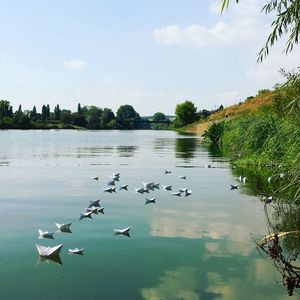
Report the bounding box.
[255,203,300,296]
[175,137,198,160]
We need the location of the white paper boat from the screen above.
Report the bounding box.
[114,227,131,237]
[163,185,172,191]
[230,184,238,190]
[55,223,72,233]
[69,248,84,255]
[36,244,63,257]
[185,190,192,197]
[79,211,93,220]
[38,229,55,239]
[135,187,144,194]
[97,207,104,214]
[88,199,100,208]
[171,191,181,197]
[119,184,128,191]
[104,186,116,193]
[85,207,99,214]
[145,198,156,205]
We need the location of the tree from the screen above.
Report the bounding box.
[61,110,72,124]
[41,104,51,121]
[174,100,198,128]
[46,104,50,119]
[116,105,141,129]
[100,108,116,129]
[152,112,170,130]
[54,104,61,120]
[85,106,102,129]
[0,100,13,128]
[0,100,13,119]
[14,105,23,124]
[30,106,37,121]
[222,0,300,62]
[71,112,86,127]
[152,112,168,123]
[77,103,82,115]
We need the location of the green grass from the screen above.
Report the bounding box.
[205,70,300,203]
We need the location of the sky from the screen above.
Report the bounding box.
[0,0,299,116]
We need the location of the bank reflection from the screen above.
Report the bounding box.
[116,145,137,158]
[232,164,300,296]
[255,203,300,296]
[175,137,198,161]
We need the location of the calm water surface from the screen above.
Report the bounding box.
[0,130,291,299]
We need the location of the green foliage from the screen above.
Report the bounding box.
[53,104,61,120]
[257,89,271,96]
[100,108,115,129]
[61,110,72,124]
[116,105,140,129]
[152,112,171,130]
[174,100,198,128]
[152,112,167,123]
[85,106,102,129]
[218,70,300,202]
[203,121,225,146]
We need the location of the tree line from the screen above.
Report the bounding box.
[0,101,144,130]
[0,99,220,130]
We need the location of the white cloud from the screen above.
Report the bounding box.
[246,44,300,87]
[153,20,265,48]
[64,59,87,70]
[153,0,267,48]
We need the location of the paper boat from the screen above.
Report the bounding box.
[55,223,72,233]
[36,244,63,257]
[38,229,55,239]
[114,227,131,237]
[69,248,84,255]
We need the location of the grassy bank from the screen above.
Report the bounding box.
[202,70,300,202]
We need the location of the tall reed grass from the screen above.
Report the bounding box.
[205,69,300,202]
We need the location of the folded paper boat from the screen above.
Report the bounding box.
[36,244,63,257]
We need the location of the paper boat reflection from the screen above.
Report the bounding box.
[36,254,63,266]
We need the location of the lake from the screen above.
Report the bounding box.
[0,130,293,299]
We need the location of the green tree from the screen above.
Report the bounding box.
[61,110,72,124]
[0,100,13,119]
[222,0,300,61]
[54,104,61,120]
[116,105,141,129]
[84,106,102,129]
[71,112,86,127]
[77,103,82,115]
[174,100,198,128]
[0,100,13,128]
[152,112,170,130]
[30,106,37,121]
[100,108,116,129]
[41,105,47,121]
[152,112,168,123]
[46,104,50,119]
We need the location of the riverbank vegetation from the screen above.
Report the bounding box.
[0,101,174,130]
[203,69,300,202]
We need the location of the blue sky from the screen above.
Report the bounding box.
[0,0,299,115]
